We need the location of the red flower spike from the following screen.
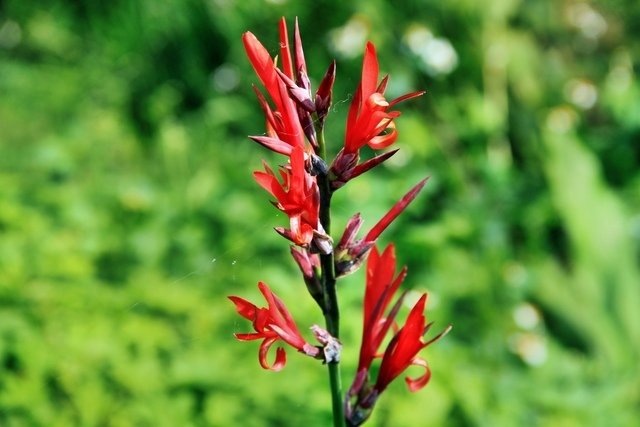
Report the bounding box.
[229,282,322,371]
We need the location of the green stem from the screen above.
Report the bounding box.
[317,127,346,427]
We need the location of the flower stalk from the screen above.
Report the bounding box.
[316,123,346,427]
[229,17,448,427]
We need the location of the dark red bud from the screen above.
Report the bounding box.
[330,149,359,189]
[315,60,336,120]
[275,68,315,112]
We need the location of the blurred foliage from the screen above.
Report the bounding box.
[1,0,639,426]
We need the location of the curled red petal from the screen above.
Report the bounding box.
[259,336,287,371]
[367,127,398,150]
[234,332,264,341]
[405,357,432,392]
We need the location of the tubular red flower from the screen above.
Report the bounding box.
[243,24,306,153]
[357,245,407,373]
[374,294,451,393]
[229,282,321,371]
[345,246,450,426]
[253,146,320,247]
[343,42,425,154]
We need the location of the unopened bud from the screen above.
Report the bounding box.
[315,60,336,122]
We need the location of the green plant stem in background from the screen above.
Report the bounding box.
[317,127,345,427]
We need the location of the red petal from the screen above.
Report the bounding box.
[228,296,257,320]
[364,178,428,243]
[293,17,308,79]
[367,128,398,150]
[361,42,380,98]
[278,17,294,79]
[344,85,363,153]
[337,213,363,250]
[315,60,336,110]
[346,149,398,183]
[405,357,432,392]
[234,332,264,341]
[388,90,426,108]
[259,337,287,371]
[249,136,294,156]
[242,32,279,99]
[253,170,285,201]
[270,323,305,350]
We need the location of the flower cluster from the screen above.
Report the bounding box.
[228,17,450,427]
[344,245,451,426]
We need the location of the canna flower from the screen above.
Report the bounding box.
[253,145,329,250]
[345,41,425,153]
[357,245,407,375]
[335,178,428,277]
[243,19,307,154]
[229,281,329,371]
[374,294,451,394]
[345,246,451,426]
[331,42,425,188]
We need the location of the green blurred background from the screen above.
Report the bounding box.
[1,0,639,426]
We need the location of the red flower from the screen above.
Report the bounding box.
[344,245,450,426]
[344,42,425,154]
[243,17,336,154]
[229,281,321,371]
[243,18,306,155]
[330,42,424,188]
[357,245,407,374]
[374,294,451,393]
[253,145,323,248]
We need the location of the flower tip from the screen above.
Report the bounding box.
[365,40,377,52]
[413,176,430,193]
[242,31,258,44]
